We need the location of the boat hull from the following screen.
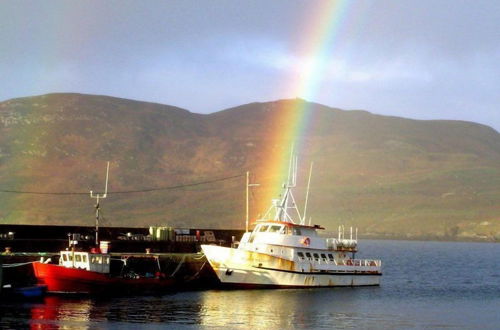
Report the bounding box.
[201,245,381,288]
[33,262,176,294]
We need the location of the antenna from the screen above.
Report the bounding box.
[90,161,110,246]
[303,161,313,225]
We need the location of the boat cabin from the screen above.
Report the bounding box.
[252,222,319,237]
[239,220,358,253]
[59,251,110,274]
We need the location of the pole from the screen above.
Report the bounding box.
[246,171,249,233]
[95,196,99,246]
[245,171,260,233]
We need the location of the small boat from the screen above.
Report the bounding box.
[0,284,47,300]
[12,284,48,298]
[33,250,176,295]
[201,156,382,288]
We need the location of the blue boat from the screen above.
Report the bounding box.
[13,284,47,298]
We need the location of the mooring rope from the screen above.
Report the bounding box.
[1,261,36,268]
[169,254,187,278]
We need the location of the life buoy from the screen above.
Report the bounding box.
[301,237,311,246]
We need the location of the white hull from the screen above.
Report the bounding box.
[202,245,381,288]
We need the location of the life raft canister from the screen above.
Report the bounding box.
[301,237,311,246]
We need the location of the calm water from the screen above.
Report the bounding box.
[1,240,499,329]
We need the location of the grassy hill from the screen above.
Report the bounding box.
[0,93,498,241]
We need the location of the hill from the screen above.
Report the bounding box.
[0,93,498,241]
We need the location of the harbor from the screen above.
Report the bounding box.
[0,224,244,297]
[0,154,382,296]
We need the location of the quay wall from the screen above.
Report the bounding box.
[0,224,244,253]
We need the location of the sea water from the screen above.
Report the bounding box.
[1,240,499,329]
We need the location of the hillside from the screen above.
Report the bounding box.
[0,93,499,241]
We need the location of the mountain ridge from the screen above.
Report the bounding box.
[0,93,498,241]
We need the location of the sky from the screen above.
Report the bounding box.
[1,0,499,131]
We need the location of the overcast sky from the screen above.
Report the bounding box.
[1,0,499,131]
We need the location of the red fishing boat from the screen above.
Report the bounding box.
[33,250,176,295]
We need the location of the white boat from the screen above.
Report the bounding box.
[201,157,382,288]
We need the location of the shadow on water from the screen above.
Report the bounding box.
[0,240,499,329]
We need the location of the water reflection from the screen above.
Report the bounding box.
[198,288,376,328]
[30,296,95,329]
[23,289,376,329]
[27,294,204,328]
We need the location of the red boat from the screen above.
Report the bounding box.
[33,250,176,295]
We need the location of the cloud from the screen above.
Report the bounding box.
[0,0,499,130]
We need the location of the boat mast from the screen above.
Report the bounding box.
[274,151,302,223]
[303,161,313,225]
[90,161,110,246]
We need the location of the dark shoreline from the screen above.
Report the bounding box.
[1,224,497,253]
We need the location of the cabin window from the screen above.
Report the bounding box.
[293,228,302,235]
[259,225,269,232]
[305,252,312,259]
[297,252,305,259]
[62,254,68,262]
[75,254,82,262]
[104,256,109,264]
[68,255,73,261]
[269,225,282,233]
[313,253,320,261]
[328,254,334,261]
[82,255,87,263]
[321,253,327,260]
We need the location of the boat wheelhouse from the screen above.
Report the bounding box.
[58,250,110,273]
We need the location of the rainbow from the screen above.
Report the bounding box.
[256,0,352,216]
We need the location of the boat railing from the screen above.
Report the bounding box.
[297,256,381,267]
[334,259,381,267]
